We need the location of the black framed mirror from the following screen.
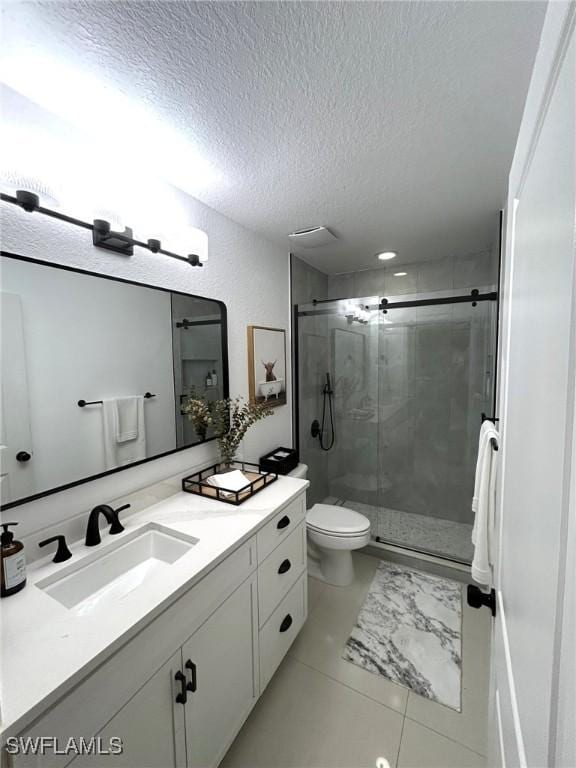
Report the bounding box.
[0,251,229,509]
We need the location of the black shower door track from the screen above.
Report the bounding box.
[297,290,497,316]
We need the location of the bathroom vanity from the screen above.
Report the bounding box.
[1,477,308,768]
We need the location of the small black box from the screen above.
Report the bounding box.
[259,447,299,476]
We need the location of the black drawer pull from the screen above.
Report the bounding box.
[277,515,290,530]
[185,659,197,692]
[278,559,292,575]
[280,614,293,633]
[175,671,187,704]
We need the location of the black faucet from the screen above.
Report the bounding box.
[39,534,73,563]
[85,503,130,547]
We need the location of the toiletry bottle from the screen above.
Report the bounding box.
[211,369,218,387]
[1,522,26,597]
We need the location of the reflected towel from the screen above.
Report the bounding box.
[115,396,140,442]
[471,422,499,585]
[102,397,146,470]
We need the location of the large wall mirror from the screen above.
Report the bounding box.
[1,252,229,509]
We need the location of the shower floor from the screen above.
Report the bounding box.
[323,497,474,563]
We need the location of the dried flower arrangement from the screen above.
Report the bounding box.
[182,395,273,466]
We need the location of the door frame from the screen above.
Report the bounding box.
[491,4,576,765]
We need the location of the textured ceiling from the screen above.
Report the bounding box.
[2,1,545,273]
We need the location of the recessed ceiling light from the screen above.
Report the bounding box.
[394,272,407,277]
[376,251,397,261]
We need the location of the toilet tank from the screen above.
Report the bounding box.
[288,463,308,479]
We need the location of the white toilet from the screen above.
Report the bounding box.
[288,464,371,586]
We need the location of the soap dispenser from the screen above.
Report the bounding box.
[1,522,26,597]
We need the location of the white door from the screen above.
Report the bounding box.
[182,575,258,768]
[490,5,576,767]
[69,651,186,768]
[0,292,34,502]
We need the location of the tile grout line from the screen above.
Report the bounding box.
[403,715,487,759]
[287,654,408,719]
[396,712,408,768]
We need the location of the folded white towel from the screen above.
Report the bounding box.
[102,397,146,470]
[115,396,140,443]
[471,423,500,585]
[206,469,251,497]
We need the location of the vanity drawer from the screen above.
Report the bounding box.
[258,522,306,627]
[257,493,306,563]
[259,573,307,691]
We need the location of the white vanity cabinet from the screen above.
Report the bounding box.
[9,488,308,768]
[69,575,258,768]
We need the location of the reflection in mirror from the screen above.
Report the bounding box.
[0,253,228,508]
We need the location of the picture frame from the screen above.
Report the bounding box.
[247,326,287,408]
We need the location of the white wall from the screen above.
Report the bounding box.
[1,89,291,541]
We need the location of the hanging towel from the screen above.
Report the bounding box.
[114,396,140,443]
[471,423,499,585]
[102,397,146,470]
[472,420,492,515]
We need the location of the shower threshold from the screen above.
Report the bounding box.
[323,497,473,565]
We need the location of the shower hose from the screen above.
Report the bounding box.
[318,376,335,451]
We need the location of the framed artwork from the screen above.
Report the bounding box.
[247,326,287,407]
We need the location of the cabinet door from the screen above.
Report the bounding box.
[182,575,258,768]
[70,651,186,768]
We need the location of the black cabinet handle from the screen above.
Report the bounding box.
[16,451,31,462]
[277,515,290,530]
[278,559,292,575]
[280,614,293,633]
[185,659,197,692]
[175,671,187,704]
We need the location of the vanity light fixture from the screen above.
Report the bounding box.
[0,190,206,267]
[376,251,397,261]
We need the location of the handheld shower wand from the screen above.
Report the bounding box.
[311,372,335,451]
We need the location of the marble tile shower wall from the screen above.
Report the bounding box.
[327,250,497,299]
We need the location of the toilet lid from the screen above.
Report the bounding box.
[306,504,371,536]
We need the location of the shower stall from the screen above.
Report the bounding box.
[295,287,497,564]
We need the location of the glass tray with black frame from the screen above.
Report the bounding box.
[181,460,278,506]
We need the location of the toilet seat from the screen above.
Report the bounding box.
[306,504,370,537]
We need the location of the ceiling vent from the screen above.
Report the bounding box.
[288,226,338,248]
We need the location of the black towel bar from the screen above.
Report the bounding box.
[78,392,156,407]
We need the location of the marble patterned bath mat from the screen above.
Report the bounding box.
[342,562,462,711]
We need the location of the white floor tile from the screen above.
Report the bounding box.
[222,656,404,768]
[289,554,409,713]
[398,719,485,768]
[307,575,326,612]
[405,599,491,755]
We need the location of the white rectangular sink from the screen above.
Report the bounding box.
[37,523,198,615]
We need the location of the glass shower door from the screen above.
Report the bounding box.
[375,295,496,562]
[296,298,380,512]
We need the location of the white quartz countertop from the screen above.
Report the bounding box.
[0,475,308,739]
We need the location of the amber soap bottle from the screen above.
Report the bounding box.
[1,522,27,597]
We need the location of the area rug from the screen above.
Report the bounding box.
[342,562,462,711]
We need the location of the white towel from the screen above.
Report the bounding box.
[471,423,499,585]
[206,470,251,498]
[472,420,492,515]
[102,397,146,470]
[115,396,140,442]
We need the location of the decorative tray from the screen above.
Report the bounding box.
[181,461,278,506]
